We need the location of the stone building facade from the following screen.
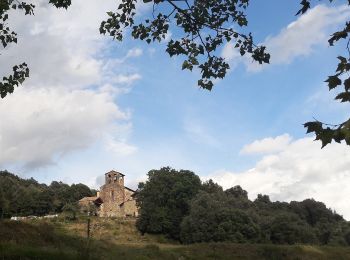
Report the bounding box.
[79,170,138,217]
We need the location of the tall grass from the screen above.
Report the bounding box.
[1,218,350,259]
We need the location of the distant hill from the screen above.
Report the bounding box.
[0,170,96,218]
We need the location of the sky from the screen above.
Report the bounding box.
[1,1,350,218]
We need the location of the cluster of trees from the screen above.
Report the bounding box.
[0,170,96,218]
[136,167,350,245]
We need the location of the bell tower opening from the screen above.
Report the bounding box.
[105,170,125,187]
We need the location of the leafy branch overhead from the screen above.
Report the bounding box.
[298,0,350,148]
[1,0,349,149]
[0,63,29,98]
[0,0,34,98]
[100,0,270,90]
[0,0,70,99]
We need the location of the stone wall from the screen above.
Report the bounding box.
[122,200,138,217]
[84,170,139,218]
[125,189,134,201]
[99,182,125,217]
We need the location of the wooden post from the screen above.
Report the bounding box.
[87,218,91,239]
[85,218,91,259]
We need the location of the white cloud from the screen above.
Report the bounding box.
[183,119,219,147]
[0,0,141,169]
[126,48,143,58]
[221,42,241,70]
[111,74,142,85]
[305,88,350,116]
[0,87,128,168]
[107,141,138,156]
[1,0,116,88]
[240,134,292,155]
[264,5,349,65]
[209,135,350,219]
[222,5,350,72]
[104,123,138,157]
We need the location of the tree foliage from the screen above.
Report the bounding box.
[100,0,270,90]
[268,213,317,244]
[135,167,201,239]
[1,0,349,147]
[136,167,350,245]
[0,170,95,218]
[0,0,34,98]
[100,0,350,146]
[62,202,79,220]
[180,190,260,243]
[0,0,69,98]
[300,0,350,147]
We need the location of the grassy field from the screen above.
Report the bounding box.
[1,217,350,259]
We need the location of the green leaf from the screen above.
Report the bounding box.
[319,128,333,148]
[333,129,345,143]
[337,56,347,63]
[325,75,342,90]
[344,78,350,91]
[335,92,350,102]
[49,0,71,9]
[303,121,322,134]
[1,63,29,98]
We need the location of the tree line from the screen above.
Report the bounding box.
[0,170,96,218]
[136,167,350,245]
[2,167,350,246]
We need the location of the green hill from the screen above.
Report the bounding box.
[1,217,350,260]
[2,169,350,259]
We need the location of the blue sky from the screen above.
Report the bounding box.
[1,0,350,218]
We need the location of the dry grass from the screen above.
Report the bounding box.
[1,217,350,259]
[62,217,176,246]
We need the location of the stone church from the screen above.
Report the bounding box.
[79,170,138,217]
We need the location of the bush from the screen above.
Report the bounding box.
[269,214,316,244]
[134,167,349,246]
[136,167,201,239]
[180,191,260,244]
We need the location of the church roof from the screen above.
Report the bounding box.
[125,186,135,192]
[105,170,125,176]
[79,196,98,202]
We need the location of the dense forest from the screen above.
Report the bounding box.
[0,170,96,218]
[2,168,350,246]
[136,167,350,246]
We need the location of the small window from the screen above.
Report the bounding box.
[111,191,114,201]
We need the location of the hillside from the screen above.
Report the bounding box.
[0,170,95,218]
[1,217,350,260]
[2,168,350,260]
[2,169,350,246]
